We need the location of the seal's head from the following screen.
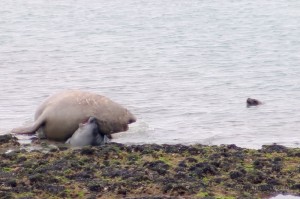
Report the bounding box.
[66,116,108,147]
[87,116,97,124]
[96,109,136,135]
[80,116,99,137]
[247,98,262,107]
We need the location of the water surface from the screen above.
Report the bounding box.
[1,0,300,148]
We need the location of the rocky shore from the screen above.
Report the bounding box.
[0,134,300,199]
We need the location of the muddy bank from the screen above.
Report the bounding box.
[0,134,300,199]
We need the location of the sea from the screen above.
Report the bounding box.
[1,0,300,150]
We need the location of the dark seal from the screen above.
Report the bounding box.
[247,98,262,107]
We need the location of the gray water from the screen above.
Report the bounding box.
[1,0,300,149]
[271,195,300,199]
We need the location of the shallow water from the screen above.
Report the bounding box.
[271,195,300,199]
[1,0,300,149]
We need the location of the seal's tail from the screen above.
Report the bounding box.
[11,125,38,135]
[11,114,45,135]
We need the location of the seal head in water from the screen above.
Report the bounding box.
[246,98,262,107]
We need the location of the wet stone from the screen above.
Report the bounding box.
[247,171,265,184]
[68,171,93,180]
[49,147,59,152]
[189,162,218,176]
[163,144,189,154]
[226,144,240,150]
[230,170,244,179]
[272,162,283,172]
[129,144,161,154]
[185,157,198,163]
[0,191,14,199]
[177,161,187,168]
[80,147,95,155]
[57,145,69,151]
[88,183,104,192]
[210,161,221,168]
[187,147,203,155]
[261,144,288,153]
[273,157,283,162]
[16,156,27,163]
[208,153,221,160]
[127,154,139,162]
[0,134,15,144]
[212,177,223,184]
[162,183,189,195]
[29,173,45,184]
[258,184,275,192]
[253,159,269,169]
[86,194,97,199]
[2,151,18,160]
[174,171,187,179]
[290,151,300,157]
[220,161,233,172]
[117,188,127,196]
[266,178,281,186]
[291,184,300,190]
[143,160,170,175]
[242,183,254,191]
[35,183,65,194]
[23,161,38,169]
[5,179,17,187]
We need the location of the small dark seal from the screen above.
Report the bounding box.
[247,98,262,107]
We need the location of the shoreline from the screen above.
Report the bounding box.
[1,134,300,198]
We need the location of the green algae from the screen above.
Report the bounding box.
[196,191,209,198]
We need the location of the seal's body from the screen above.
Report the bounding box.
[66,117,108,147]
[12,90,136,141]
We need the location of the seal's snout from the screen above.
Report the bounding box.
[128,116,136,124]
[126,110,136,124]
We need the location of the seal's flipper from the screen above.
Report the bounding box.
[103,135,110,144]
[65,138,71,144]
[11,125,37,135]
[11,114,45,135]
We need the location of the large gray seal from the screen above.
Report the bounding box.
[66,117,108,147]
[12,90,136,141]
